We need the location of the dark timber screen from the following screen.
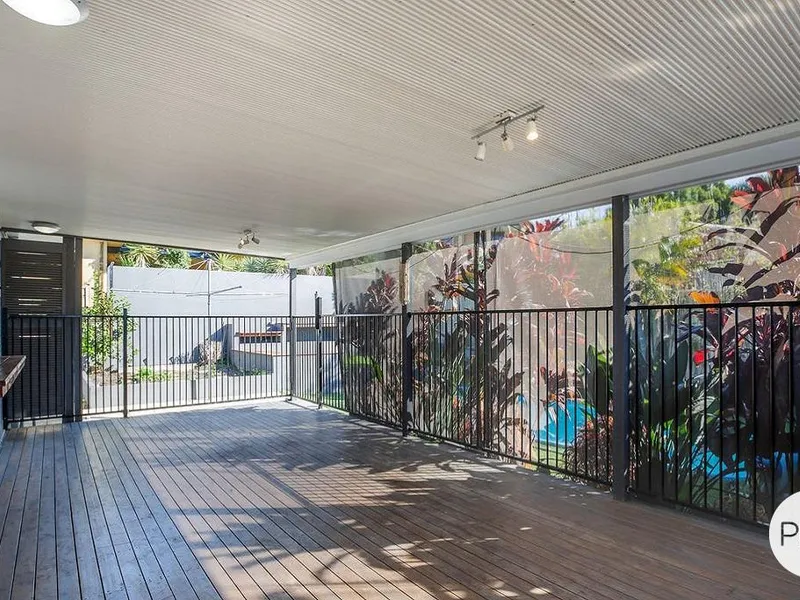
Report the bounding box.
[1,239,75,423]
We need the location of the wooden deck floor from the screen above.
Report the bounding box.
[0,399,795,600]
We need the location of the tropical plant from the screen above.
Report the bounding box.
[117,244,191,269]
[242,257,289,274]
[155,248,191,269]
[567,345,613,481]
[495,218,593,308]
[629,236,703,304]
[338,271,403,422]
[629,167,800,521]
[200,253,243,272]
[707,166,800,300]
[118,244,160,267]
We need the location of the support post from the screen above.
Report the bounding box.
[400,242,413,436]
[122,308,129,418]
[63,235,83,422]
[315,294,323,408]
[288,268,297,399]
[611,195,631,500]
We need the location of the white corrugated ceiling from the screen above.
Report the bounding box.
[0,0,798,257]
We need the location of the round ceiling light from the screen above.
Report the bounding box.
[2,0,88,26]
[31,221,61,234]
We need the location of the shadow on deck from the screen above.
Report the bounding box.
[0,399,794,599]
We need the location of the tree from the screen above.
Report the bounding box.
[242,257,289,274]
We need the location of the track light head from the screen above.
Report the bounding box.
[526,116,539,141]
[500,128,514,152]
[237,229,260,249]
[475,141,486,161]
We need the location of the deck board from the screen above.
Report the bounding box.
[0,399,796,599]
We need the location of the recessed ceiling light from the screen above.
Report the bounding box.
[31,221,61,234]
[2,0,88,26]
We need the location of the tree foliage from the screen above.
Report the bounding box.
[242,257,289,274]
[82,270,134,372]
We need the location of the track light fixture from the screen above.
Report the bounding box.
[237,229,259,249]
[500,126,514,152]
[526,116,539,141]
[470,104,543,161]
[475,141,486,161]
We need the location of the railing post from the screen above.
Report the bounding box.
[122,308,129,418]
[315,294,323,408]
[611,194,631,500]
[400,242,413,436]
[1,308,7,430]
[289,268,297,399]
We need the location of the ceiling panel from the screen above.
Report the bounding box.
[0,0,798,257]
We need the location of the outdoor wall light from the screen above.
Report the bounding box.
[2,0,88,26]
[471,104,543,162]
[31,221,61,234]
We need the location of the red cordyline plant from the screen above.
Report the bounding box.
[707,166,800,300]
[432,242,499,310]
[679,167,800,517]
[501,217,592,308]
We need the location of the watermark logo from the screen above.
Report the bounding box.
[770,492,800,577]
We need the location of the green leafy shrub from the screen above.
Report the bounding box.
[82,270,135,373]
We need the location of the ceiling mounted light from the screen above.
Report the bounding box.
[237,229,260,249]
[526,117,539,141]
[2,0,88,26]
[475,141,486,162]
[500,127,514,152]
[31,221,61,234]
[469,103,543,160]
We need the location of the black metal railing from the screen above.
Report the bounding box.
[409,308,613,484]
[292,315,341,409]
[6,302,798,526]
[629,301,800,524]
[336,313,403,427]
[3,313,294,424]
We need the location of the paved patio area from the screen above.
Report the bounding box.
[0,399,794,599]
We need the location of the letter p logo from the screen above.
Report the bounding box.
[781,522,799,547]
[771,494,800,577]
